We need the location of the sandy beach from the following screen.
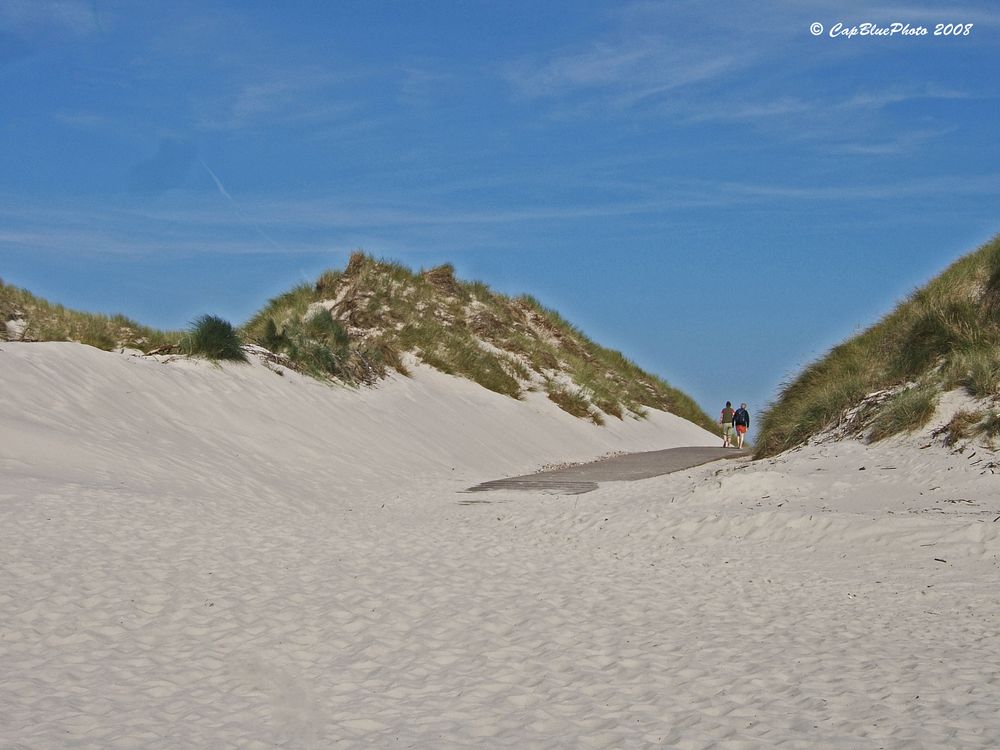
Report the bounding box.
[3,343,999,748]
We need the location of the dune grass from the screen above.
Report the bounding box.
[943,347,1000,398]
[867,384,940,442]
[756,234,1000,457]
[242,252,717,430]
[547,385,605,425]
[244,289,389,385]
[981,411,1000,443]
[0,278,177,350]
[180,315,247,362]
[2,256,715,431]
[942,409,986,446]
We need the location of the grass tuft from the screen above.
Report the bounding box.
[315,269,342,296]
[547,385,605,425]
[942,346,1000,398]
[981,412,1000,443]
[303,307,349,347]
[942,409,986,446]
[867,384,939,442]
[181,315,247,361]
[983,243,1000,316]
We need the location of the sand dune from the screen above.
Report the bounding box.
[2,343,999,748]
[1,343,714,494]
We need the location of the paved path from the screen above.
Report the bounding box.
[464,446,750,496]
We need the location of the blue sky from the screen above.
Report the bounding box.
[2,1,999,417]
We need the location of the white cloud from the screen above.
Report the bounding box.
[833,127,958,155]
[397,67,458,107]
[0,0,101,35]
[199,160,232,201]
[501,1,790,111]
[196,69,363,132]
[504,36,744,109]
[711,173,1000,201]
[54,111,113,128]
[674,86,974,129]
[497,0,996,163]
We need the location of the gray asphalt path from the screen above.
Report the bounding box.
[464,446,750,495]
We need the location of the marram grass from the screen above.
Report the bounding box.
[756,234,1000,457]
[867,384,939,442]
[0,278,177,350]
[181,315,247,362]
[242,252,717,431]
[1,256,716,431]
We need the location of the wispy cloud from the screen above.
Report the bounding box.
[661,87,975,157]
[197,159,290,253]
[196,68,363,132]
[501,1,783,112]
[506,41,661,99]
[396,66,459,107]
[498,0,996,162]
[54,111,114,128]
[842,87,975,110]
[199,160,232,201]
[833,127,959,155]
[710,173,1000,201]
[2,167,997,261]
[680,86,974,125]
[0,0,102,36]
[0,226,315,258]
[504,37,742,110]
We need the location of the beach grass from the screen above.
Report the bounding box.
[981,411,1000,443]
[180,315,247,362]
[2,256,716,431]
[547,385,606,425]
[942,409,986,446]
[241,252,717,430]
[0,278,177,351]
[867,384,940,442]
[756,234,1000,457]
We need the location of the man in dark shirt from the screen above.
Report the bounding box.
[733,403,750,449]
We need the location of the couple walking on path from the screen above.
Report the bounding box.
[720,401,750,449]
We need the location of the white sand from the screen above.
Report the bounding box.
[2,342,999,748]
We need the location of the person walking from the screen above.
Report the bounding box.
[733,402,750,449]
[720,401,735,448]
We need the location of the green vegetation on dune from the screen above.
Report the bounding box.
[756,235,1000,457]
[243,252,717,430]
[0,278,177,351]
[1,255,715,430]
[181,315,247,362]
[866,384,939,443]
